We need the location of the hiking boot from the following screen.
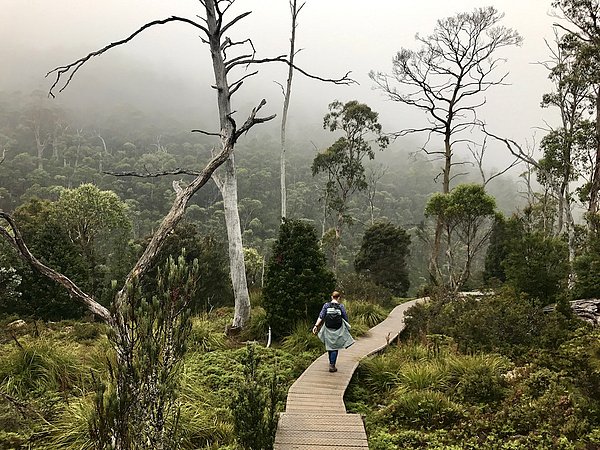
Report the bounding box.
[329,364,337,373]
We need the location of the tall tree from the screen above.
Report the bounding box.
[279,0,305,220]
[54,183,131,297]
[312,100,388,273]
[552,0,600,217]
[262,219,334,338]
[537,32,594,269]
[370,6,522,283]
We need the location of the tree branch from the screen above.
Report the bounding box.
[233,99,276,140]
[0,212,111,322]
[191,129,221,137]
[104,168,201,178]
[228,56,357,85]
[46,16,209,97]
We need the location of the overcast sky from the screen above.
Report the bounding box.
[1,0,561,168]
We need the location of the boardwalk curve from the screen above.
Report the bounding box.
[274,298,422,450]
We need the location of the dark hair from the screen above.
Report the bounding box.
[332,291,341,299]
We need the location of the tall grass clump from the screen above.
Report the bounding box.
[396,361,449,392]
[381,389,464,429]
[347,301,387,328]
[281,321,323,355]
[188,316,227,352]
[46,397,96,450]
[445,353,510,404]
[0,338,88,397]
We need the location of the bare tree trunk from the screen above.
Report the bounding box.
[213,157,251,329]
[588,90,600,216]
[204,0,251,329]
[429,136,451,284]
[34,125,46,171]
[280,0,303,220]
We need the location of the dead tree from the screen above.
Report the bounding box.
[278,0,305,220]
[467,137,521,187]
[370,6,522,284]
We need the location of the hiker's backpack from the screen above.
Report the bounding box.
[325,303,343,330]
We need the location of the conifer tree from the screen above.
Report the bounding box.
[263,219,334,338]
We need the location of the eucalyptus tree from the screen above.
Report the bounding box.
[311,100,388,273]
[536,32,595,267]
[424,184,497,291]
[552,0,600,217]
[370,6,521,283]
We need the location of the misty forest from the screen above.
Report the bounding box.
[1,0,600,449]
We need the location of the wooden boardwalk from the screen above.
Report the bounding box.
[274,299,421,450]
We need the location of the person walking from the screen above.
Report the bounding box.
[312,291,354,372]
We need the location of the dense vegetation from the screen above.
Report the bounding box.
[346,290,600,449]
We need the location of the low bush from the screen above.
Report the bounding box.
[381,389,464,429]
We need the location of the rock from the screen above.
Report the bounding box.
[7,319,26,330]
[570,299,600,326]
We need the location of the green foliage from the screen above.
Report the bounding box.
[381,389,465,429]
[484,214,571,304]
[338,272,394,305]
[425,184,497,290]
[445,354,509,404]
[483,214,511,284]
[404,288,575,359]
[244,247,264,289]
[7,198,89,319]
[354,221,410,296]
[0,338,89,398]
[312,100,388,271]
[573,231,600,298]
[92,254,196,450]
[188,316,227,352]
[281,321,324,355]
[230,344,282,450]
[347,301,387,328]
[144,222,233,313]
[262,219,335,338]
[503,229,570,306]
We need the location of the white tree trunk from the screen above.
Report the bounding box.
[214,156,251,329]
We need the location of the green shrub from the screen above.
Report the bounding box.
[446,354,510,404]
[403,287,575,360]
[230,345,282,450]
[338,272,393,305]
[354,221,411,296]
[381,389,464,429]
